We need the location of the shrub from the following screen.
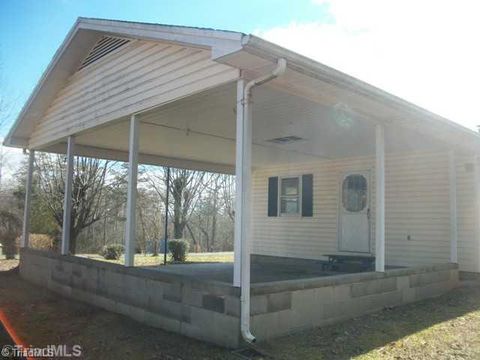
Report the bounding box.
[100,244,124,260]
[30,234,55,250]
[168,239,189,262]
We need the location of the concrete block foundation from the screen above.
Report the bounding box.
[250,263,459,341]
[19,248,240,348]
[19,248,458,348]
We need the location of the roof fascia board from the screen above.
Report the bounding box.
[77,18,244,58]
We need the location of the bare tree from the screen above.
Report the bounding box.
[195,174,222,251]
[136,187,164,254]
[140,167,236,253]
[0,68,14,191]
[170,169,206,239]
[220,174,235,223]
[191,173,236,252]
[147,167,207,248]
[36,154,114,254]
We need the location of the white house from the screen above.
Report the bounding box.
[4,18,479,347]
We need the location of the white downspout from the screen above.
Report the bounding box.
[240,58,287,343]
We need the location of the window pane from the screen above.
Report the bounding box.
[281,178,299,196]
[281,197,299,214]
[342,174,367,212]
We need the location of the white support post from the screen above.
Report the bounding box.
[125,114,139,267]
[375,124,385,272]
[239,81,254,341]
[21,150,35,248]
[449,150,458,263]
[233,79,246,287]
[61,136,75,255]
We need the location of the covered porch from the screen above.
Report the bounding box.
[22,68,469,276]
[18,66,467,345]
[10,18,479,347]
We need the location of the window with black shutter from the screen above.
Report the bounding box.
[267,177,278,217]
[302,174,313,217]
[280,177,300,215]
[267,174,313,217]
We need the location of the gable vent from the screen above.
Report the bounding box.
[78,36,130,70]
[267,135,305,144]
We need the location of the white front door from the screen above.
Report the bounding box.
[338,171,371,253]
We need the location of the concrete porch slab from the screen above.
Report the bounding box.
[142,260,361,284]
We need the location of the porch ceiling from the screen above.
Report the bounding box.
[41,81,451,172]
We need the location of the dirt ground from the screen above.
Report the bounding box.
[1,259,480,359]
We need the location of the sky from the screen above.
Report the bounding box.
[0,0,480,179]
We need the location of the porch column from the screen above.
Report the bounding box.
[233,79,248,287]
[448,150,458,263]
[125,114,139,267]
[375,124,385,272]
[21,150,35,248]
[61,136,75,255]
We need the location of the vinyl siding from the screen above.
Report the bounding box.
[384,152,449,267]
[456,156,480,272]
[29,40,239,148]
[251,150,479,272]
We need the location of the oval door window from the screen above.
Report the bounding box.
[342,174,367,212]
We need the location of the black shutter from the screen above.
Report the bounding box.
[268,177,278,217]
[302,174,313,217]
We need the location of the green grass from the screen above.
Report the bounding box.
[80,251,233,266]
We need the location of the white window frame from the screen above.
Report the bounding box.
[278,176,302,217]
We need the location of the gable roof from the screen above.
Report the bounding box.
[4,17,245,147]
[4,17,480,152]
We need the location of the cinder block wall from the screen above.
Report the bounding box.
[250,263,459,340]
[19,248,241,348]
[19,249,459,347]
